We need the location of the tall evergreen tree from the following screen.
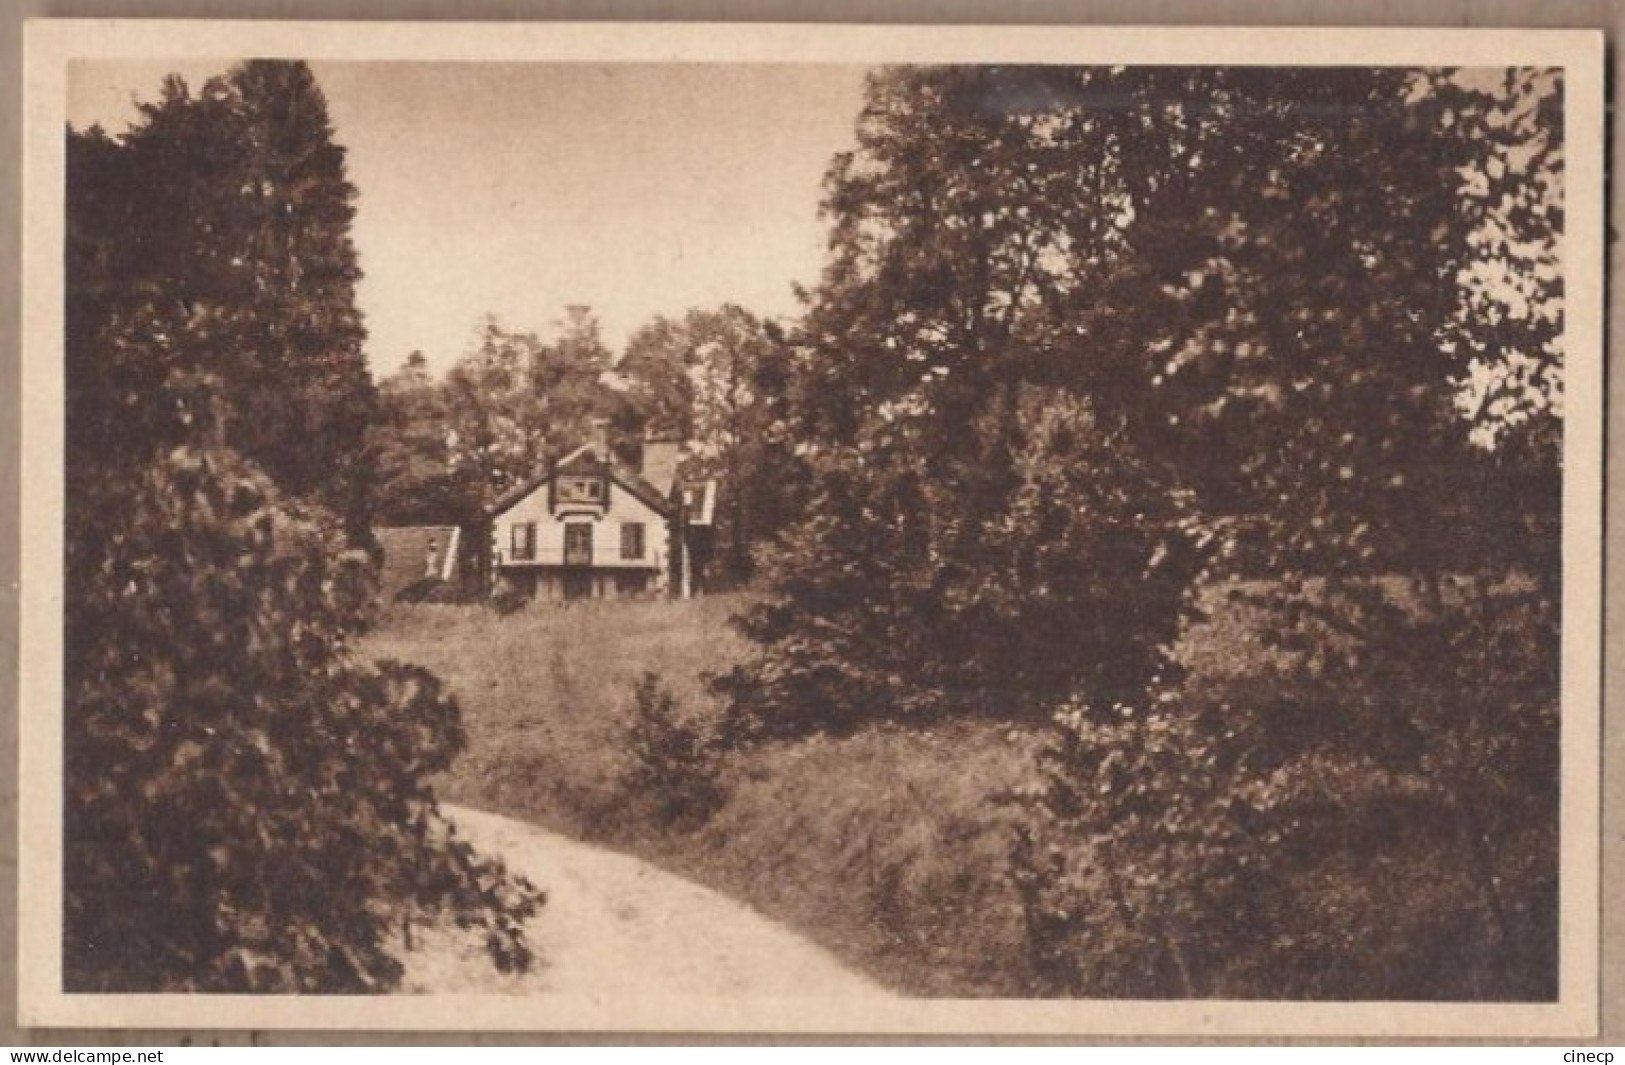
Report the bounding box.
[68,61,375,534]
[62,63,541,992]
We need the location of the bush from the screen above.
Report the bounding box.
[1010,575,1559,1000]
[64,444,542,991]
[620,672,726,831]
[1009,679,1280,998]
[489,583,530,616]
[397,576,480,605]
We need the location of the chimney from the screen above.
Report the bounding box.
[641,424,682,497]
[587,416,611,462]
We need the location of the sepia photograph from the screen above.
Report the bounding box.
[17,21,1603,1036]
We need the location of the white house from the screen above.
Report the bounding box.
[486,422,716,603]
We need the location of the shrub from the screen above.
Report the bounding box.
[1010,575,1559,1000]
[397,576,480,606]
[64,443,542,991]
[620,671,726,831]
[1009,679,1284,998]
[489,583,531,617]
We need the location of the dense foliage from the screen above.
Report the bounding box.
[369,311,634,528]
[1007,67,1562,1000]
[64,62,541,991]
[68,62,376,536]
[724,65,1565,998]
[65,415,539,990]
[621,305,804,582]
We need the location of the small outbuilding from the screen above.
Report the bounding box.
[374,524,462,602]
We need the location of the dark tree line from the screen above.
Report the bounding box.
[64,61,538,991]
[720,66,1563,998]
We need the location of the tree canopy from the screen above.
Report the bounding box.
[68,62,377,534]
[620,304,801,580]
[722,64,1564,998]
[369,309,643,528]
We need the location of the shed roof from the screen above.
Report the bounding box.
[374,525,458,601]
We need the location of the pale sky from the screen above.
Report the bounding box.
[68,60,871,377]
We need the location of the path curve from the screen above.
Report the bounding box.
[402,804,896,999]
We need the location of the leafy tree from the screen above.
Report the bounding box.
[620,315,699,439]
[1003,66,1564,998]
[1055,68,1557,583]
[438,311,633,506]
[731,64,1564,997]
[63,366,542,991]
[621,305,801,580]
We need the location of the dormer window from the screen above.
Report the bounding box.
[555,473,606,506]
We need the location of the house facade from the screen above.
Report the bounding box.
[487,425,714,602]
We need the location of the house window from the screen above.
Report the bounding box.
[564,522,593,566]
[511,522,537,561]
[621,522,646,560]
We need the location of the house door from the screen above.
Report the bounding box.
[562,572,594,600]
[563,521,593,566]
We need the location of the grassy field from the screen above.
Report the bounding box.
[359,586,1300,997]
[362,596,750,841]
[359,578,1556,999]
[361,594,1041,995]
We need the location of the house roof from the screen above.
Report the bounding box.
[487,443,673,519]
[554,443,599,471]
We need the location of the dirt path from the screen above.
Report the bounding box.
[401,804,896,999]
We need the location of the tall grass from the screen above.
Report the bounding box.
[364,597,747,838]
[360,588,1305,996]
[361,594,1038,995]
